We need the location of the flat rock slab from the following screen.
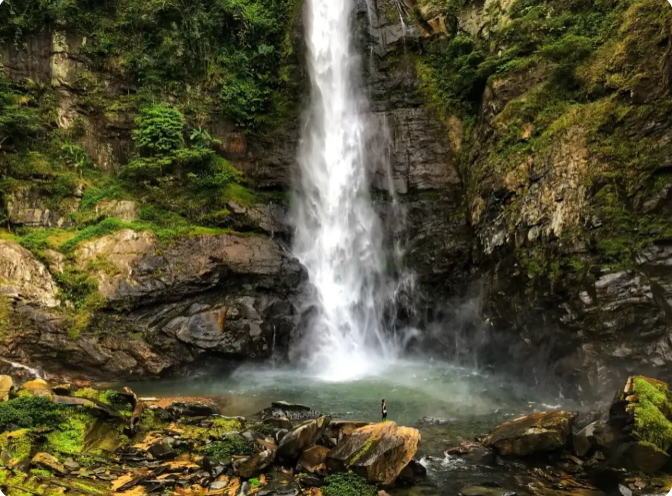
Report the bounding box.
[483,411,574,456]
[326,421,420,486]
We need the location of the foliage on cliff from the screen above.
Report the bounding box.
[418,0,672,286]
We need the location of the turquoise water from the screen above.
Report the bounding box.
[127,360,574,495]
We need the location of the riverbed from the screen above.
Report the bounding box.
[125,360,576,495]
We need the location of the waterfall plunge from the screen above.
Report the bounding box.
[291,0,398,381]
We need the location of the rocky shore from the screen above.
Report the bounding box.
[2,374,672,496]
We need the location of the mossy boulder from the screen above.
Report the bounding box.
[607,376,672,474]
[483,411,574,457]
[326,421,421,486]
[20,379,52,400]
[0,376,12,402]
[31,452,67,475]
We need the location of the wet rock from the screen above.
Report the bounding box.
[167,401,219,419]
[148,442,177,461]
[608,442,669,475]
[297,445,330,474]
[326,421,421,486]
[95,199,140,222]
[31,452,67,475]
[258,469,300,496]
[0,375,13,401]
[52,395,124,419]
[445,440,495,464]
[483,411,574,456]
[298,474,323,488]
[277,416,331,462]
[264,416,293,431]
[459,484,516,496]
[262,401,320,422]
[398,458,427,484]
[21,379,53,399]
[325,420,371,442]
[232,448,275,478]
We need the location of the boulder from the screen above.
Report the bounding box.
[0,240,59,307]
[483,411,574,456]
[21,379,53,400]
[31,452,67,475]
[297,445,330,474]
[167,401,219,419]
[258,468,300,496]
[0,375,13,402]
[232,448,275,478]
[277,416,331,462]
[325,420,371,442]
[608,442,670,475]
[264,416,293,431]
[262,401,320,422]
[326,421,421,486]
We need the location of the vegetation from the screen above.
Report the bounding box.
[322,472,378,496]
[632,378,672,453]
[0,397,63,432]
[200,437,254,462]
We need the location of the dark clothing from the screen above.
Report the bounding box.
[382,404,387,422]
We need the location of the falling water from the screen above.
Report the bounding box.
[291,0,397,381]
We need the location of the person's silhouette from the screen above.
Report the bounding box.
[381,399,387,422]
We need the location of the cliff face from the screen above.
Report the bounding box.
[2,0,672,398]
[361,0,672,398]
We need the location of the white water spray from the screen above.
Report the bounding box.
[291,0,398,381]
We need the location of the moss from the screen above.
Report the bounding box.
[0,430,35,462]
[211,418,244,435]
[349,435,375,465]
[200,437,254,462]
[46,410,94,457]
[632,378,672,452]
[0,293,10,341]
[322,472,377,496]
[0,397,63,432]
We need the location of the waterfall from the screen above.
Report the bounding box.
[291,0,397,381]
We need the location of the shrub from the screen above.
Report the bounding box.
[0,396,63,431]
[322,472,377,496]
[200,437,254,462]
[132,104,185,157]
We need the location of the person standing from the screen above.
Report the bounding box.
[381,399,387,422]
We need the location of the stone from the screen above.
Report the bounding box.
[52,384,71,396]
[0,240,59,307]
[167,401,218,418]
[325,420,371,442]
[21,379,52,399]
[297,445,330,474]
[31,452,67,475]
[232,448,275,478]
[608,442,670,475]
[398,458,427,483]
[262,401,320,422]
[148,442,177,461]
[574,421,599,458]
[459,485,516,496]
[63,458,80,472]
[95,200,140,222]
[483,411,574,456]
[277,416,331,462]
[258,469,300,496]
[326,421,421,486]
[264,416,293,431]
[0,375,13,401]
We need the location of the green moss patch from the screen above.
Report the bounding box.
[632,378,672,452]
[200,437,254,462]
[322,472,377,496]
